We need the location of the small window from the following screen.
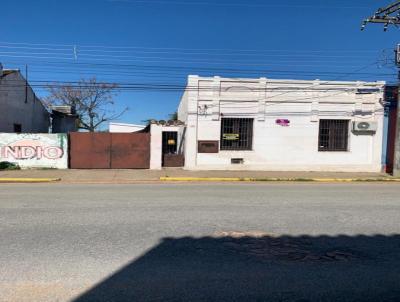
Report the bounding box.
[13,124,22,133]
[231,158,244,164]
[221,118,253,151]
[318,119,349,152]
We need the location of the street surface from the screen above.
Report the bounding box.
[1,183,400,301]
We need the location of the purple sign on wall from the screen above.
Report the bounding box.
[276,119,290,127]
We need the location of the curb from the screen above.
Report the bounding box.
[0,178,61,183]
[160,177,400,183]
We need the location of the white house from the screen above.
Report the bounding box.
[177,75,386,172]
[109,122,146,133]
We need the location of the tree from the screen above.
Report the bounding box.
[169,111,178,121]
[45,78,128,132]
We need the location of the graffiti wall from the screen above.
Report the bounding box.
[0,133,68,169]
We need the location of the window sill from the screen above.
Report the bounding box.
[219,150,255,153]
[318,150,350,152]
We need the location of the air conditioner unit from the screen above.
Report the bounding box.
[352,121,378,132]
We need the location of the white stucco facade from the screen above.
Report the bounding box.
[178,76,386,172]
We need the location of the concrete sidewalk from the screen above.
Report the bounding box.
[0,169,395,183]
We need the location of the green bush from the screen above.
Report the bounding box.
[0,161,21,170]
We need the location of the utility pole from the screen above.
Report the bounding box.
[361,1,400,31]
[25,64,28,104]
[362,1,400,176]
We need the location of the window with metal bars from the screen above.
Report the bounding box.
[220,118,253,151]
[318,119,349,152]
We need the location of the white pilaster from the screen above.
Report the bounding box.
[184,75,200,169]
[150,124,162,170]
[311,80,320,122]
[212,76,221,121]
[258,78,267,121]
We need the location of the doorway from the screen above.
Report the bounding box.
[162,131,184,167]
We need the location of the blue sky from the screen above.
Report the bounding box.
[1,0,399,125]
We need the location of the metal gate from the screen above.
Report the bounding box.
[69,132,150,169]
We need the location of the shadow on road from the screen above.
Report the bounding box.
[74,233,400,302]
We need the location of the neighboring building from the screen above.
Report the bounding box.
[109,122,146,133]
[51,106,79,133]
[0,65,49,133]
[177,75,386,172]
[383,85,399,174]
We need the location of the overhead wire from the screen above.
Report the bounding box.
[105,0,371,10]
[0,41,386,53]
[0,42,394,100]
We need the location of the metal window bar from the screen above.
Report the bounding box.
[220,118,253,151]
[318,120,349,152]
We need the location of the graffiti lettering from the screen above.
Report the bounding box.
[0,146,64,160]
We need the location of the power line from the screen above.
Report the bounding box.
[0,78,386,93]
[0,41,384,53]
[0,54,379,68]
[2,59,393,86]
[25,68,394,78]
[0,42,393,97]
[2,58,388,74]
[0,50,377,63]
[106,0,371,10]
[2,64,393,81]
[0,44,383,57]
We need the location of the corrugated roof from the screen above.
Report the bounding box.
[1,69,18,77]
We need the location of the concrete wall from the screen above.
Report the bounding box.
[0,71,49,133]
[0,133,68,169]
[178,76,386,172]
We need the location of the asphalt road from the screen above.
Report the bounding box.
[1,183,400,302]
